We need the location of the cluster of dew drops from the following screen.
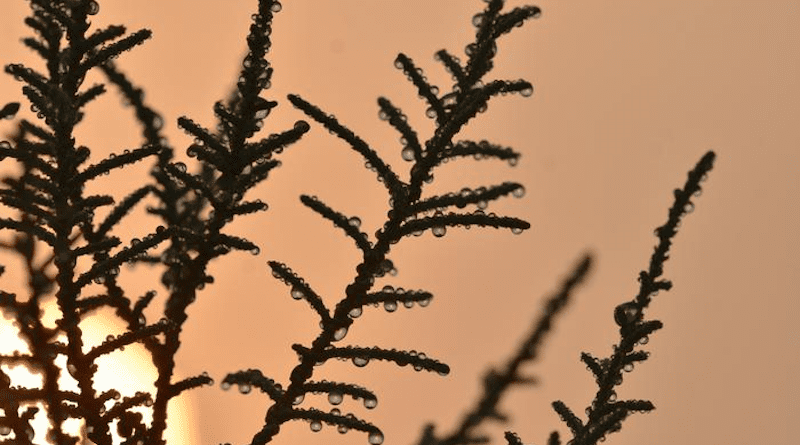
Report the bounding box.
[414,185,526,238]
[218,376,384,444]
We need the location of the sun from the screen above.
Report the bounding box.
[0,305,198,445]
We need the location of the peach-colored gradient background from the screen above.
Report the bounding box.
[1,1,797,444]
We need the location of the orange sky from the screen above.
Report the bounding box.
[0,1,797,445]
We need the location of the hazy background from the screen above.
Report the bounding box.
[0,1,797,444]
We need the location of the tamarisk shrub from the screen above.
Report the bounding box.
[0,1,714,445]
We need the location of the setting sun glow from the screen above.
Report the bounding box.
[0,306,196,445]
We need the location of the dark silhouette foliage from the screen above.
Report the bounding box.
[0,1,715,445]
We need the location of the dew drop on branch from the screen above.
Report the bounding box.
[614,302,639,328]
[348,307,362,318]
[333,327,348,341]
[368,431,384,444]
[310,420,322,432]
[401,147,415,161]
[328,391,343,405]
[291,287,304,300]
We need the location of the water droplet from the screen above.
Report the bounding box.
[378,110,389,121]
[333,327,348,341]
[465,43,476,57]
[472,13,485,27]
[67,364,77,377]
[291,287,304,300]
[401,146,415,162]
[0,426,10,436]
[508,157,519,167]
[270,1,282,12]
[394,58,404,69]
[310,420,322,432]
[348,306,362,318]
[384,300,397,312]
[221,381,231,391]
[253,108,270,120]
[512,186,526,198]
[86,1,99,15]
[425,107,437,119]
[348,216,361,228]
[614,302,639,328]
[337,424,349,434]
[352,356,369,367]
[363,397,378,409]
[294,120,310,132]
[623,363,634,372]
[520,86,533,97]
[638,335,649,345]
[403,299,414,308]
[239,384,252,394]
[174,162,187,173]
[418,297,431,307]
[328,391,343,405]
[368,430,384,444]
[511,227,523,235]
[250,246,260,255]
[432,225,446,237]
[684,202,694,213]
